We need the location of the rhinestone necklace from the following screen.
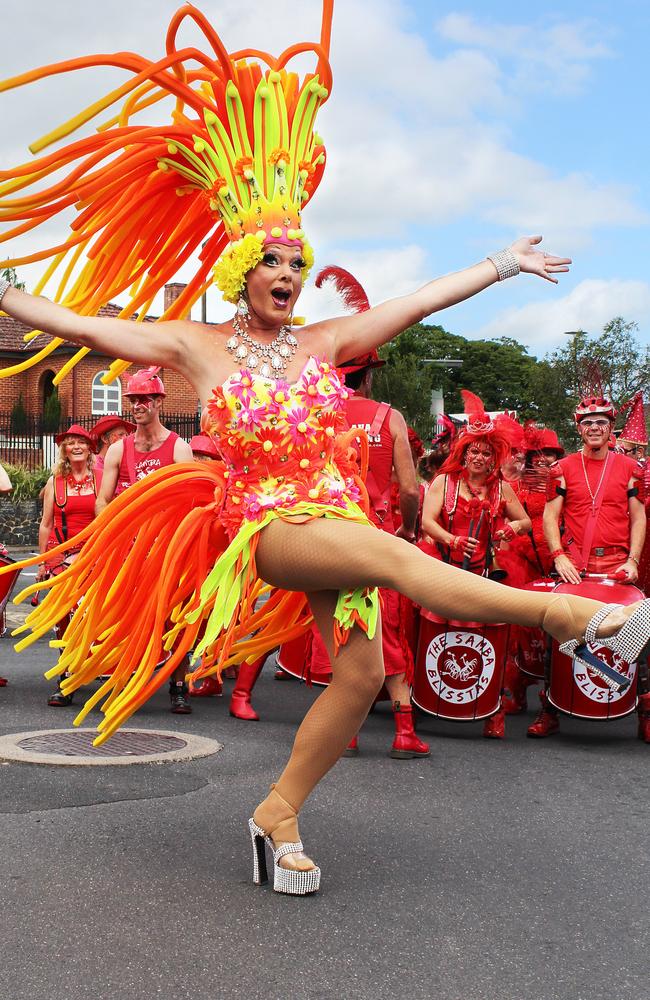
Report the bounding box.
[225,309,298,378]
[581,450,609,510]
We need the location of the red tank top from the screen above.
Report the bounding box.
[553,451,641,557]
[345,395,394,531]
[47,473,100,558]
[115,431,179,495]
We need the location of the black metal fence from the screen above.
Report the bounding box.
[0,412,202,471]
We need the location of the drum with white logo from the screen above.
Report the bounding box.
[412,612,509,721]
[517,578,556,679]
[548,577,642,719]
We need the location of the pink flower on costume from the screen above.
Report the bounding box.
[295,373,327,407]
[236,403,267,430]
[286,407,315,445]
[266,381,291,415]
[228,370,257,406]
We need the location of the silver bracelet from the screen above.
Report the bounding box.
[487,248,520,281]
[0,279,10,306]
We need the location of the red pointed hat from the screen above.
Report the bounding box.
[619,392,647,446]
[54,424,96,450]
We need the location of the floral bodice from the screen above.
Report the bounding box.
[202,356,366,535]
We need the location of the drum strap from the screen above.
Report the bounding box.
[575,459,615,570]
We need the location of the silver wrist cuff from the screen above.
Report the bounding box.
[487,249,520,281]
[0,279,10,306]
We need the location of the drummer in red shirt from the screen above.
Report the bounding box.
[529,394,646,737]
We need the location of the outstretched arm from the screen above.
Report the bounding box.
[329,236,570,364]
[0,286,188,371]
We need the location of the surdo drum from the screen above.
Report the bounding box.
[548,577,643,720]
[516,578,556,680]
[412,611,509,721]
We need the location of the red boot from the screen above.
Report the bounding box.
[189,675,223,697]
[637,693,650,743]
[343,735,359,757]
[229,656,266,721]
[0,677,7,687]
[390,702,430,759]
[501,657,528,715]
[483,708,505,739]
[527,691,560,738]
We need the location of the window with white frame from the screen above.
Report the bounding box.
[92,370,122,415]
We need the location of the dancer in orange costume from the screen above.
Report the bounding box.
[1,5,649,896]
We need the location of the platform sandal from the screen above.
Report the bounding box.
[248,818,321,895]
[559,601,650,693]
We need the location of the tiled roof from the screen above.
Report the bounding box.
[0,301,153,354]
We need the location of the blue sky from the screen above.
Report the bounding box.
[1,1,648,358]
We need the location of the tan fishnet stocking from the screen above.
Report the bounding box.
[252,517,633,853]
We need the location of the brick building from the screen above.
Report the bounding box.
[0,283,199,421]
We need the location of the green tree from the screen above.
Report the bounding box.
[42,388,61,433]
[10,394,28,434]
[1,264,25,291]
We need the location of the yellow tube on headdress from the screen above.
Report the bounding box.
[0,2,333,381]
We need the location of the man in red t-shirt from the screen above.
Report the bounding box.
[528,394,646,737]
[97,367,194,713]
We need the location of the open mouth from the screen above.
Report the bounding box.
[271,288,291,309]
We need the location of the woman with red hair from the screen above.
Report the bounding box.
[420,392,531,738]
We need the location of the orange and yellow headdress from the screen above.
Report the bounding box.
[0,2,333,384]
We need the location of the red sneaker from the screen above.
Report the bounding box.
[483,709,505,739]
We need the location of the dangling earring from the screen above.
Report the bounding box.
[236,295,250,321]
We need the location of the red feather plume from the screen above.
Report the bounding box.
[461,389,487,419]
[315,266,370,313]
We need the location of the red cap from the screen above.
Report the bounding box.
[90,415,136,439]
[338,350,386,375]
[190,434,219,459]
[125,366,166,397]
[55,424,96,450]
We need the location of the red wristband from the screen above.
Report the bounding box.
[550,548,565,560]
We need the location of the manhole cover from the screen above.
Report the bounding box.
[0,728,222,766]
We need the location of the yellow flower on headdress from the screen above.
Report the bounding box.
[0,3,333,383]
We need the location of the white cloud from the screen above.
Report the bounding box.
[469,279,650,354]
[436,13,613,96]
[0,1,645,312]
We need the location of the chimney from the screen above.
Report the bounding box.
[164,282,190,319]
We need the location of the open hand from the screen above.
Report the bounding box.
[510,235,571,284]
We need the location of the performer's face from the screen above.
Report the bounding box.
[63,436,90,464]
[531,449,560,469]
[464,442,494,475]
[578,416,611,451]
[128,394,162,425]
[106,425,130,446]
[245,243,303,325]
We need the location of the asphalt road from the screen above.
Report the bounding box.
[0,568,649,1000]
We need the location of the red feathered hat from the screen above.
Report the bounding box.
[618,392,647,446]
[523,421,564,456]
[574,395,615,423]
[440,391,522,482]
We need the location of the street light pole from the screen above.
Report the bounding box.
[422,358,463,418]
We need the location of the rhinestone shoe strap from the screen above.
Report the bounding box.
[584,604,620,646]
